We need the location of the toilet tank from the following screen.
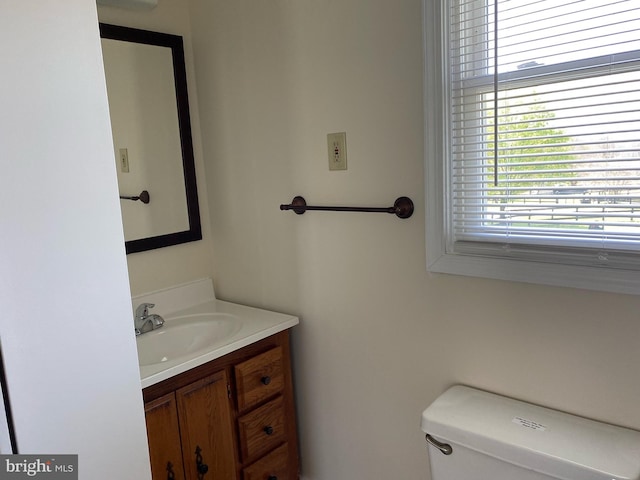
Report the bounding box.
[421,386,640,480]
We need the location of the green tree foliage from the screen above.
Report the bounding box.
[486,104,576,196]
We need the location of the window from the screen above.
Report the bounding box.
[425,0,640,294]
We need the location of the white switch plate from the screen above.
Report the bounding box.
[119,148,130,173]
[327,132,347,171]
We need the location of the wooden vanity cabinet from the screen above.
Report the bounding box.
[144,370,236,480]
[144,393,185,480]
[142,329,299,480]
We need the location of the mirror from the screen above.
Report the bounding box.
[100,23,201,254]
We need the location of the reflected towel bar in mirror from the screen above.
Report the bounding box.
[280,196,414,219]
[120,190,150,204]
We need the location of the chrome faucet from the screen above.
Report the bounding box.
[134,303,165,336]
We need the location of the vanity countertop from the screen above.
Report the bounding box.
[136,289,298,389]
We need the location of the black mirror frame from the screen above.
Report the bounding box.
[100,23,202,254]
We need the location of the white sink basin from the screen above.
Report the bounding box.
[136,313,241,366]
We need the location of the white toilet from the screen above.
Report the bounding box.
[421,385,640,480]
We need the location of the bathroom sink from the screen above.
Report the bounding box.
[136,313,241,366]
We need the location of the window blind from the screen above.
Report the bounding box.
[447,0,640,268]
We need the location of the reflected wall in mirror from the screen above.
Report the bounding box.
[100,23,201,254]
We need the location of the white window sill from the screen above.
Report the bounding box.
[427,250,640,295]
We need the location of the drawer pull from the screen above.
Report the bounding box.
[261,376,271,385]
[264,426,274,435]
[268,476,278,480]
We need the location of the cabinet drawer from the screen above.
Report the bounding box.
[235,347,283,411]
[242,443,290,480]
[238,395,286,461]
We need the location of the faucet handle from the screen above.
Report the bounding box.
[135,302,155,319]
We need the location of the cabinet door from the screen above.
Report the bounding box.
[176,370,238,480]
[145,393,185,480]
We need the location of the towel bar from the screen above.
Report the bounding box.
[280,196,413,219]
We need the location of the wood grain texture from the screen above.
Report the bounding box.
[238,395,286,461]
[144,393,185,480]
[235,347,284,413]
[176,370,238,480]
[242,443,290,480]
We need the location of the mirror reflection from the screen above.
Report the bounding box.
[100,23,202,254]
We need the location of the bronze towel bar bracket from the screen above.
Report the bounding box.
[119,190,150,204]
[280,196,414,219]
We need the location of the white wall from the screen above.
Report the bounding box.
[98,0,215,296]
[188,0,640,479]
[0,1,150,477]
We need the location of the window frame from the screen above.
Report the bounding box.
[423,0,640,295]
